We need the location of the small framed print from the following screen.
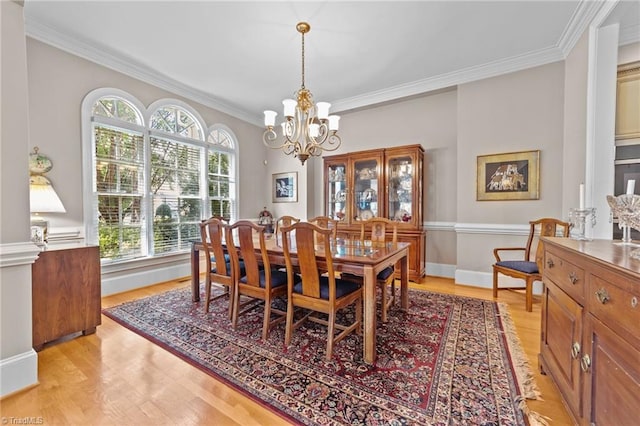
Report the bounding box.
[477,150,540,201]
[272,172,297,203]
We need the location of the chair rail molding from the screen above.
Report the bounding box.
[0,242,42,268]
[454,222,530,235]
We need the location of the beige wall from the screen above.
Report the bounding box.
[455,62,566,282]
[25,38,267,232]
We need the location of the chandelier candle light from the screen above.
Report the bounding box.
[263,22,341,165]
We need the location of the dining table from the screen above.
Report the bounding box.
[191,235,410,364]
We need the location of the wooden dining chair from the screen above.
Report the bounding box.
[493,217,571,312]
[275,215,300,237]
[281,221,362,360]
[200,217,238,317]
[308,215,338,245]
[359,218,398,323]
[226,220,294,340]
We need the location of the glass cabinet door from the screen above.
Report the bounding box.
[326,161,348,222]
[353,157,380,221]
[387,155,414,223]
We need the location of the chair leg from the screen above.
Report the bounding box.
[262,298,271,341]
[356,297,362,335]
[492,268,499,299]
[231,285,240,330]
[226,284,234,320]
[326,310,336,360]
[379,282,388,323]
[285,298,294,346]
[525,278,534,312]
[204,276,212,313]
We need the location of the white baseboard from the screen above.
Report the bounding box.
[426,262,456,278]
[102,263,191,296]
[0,349,38,397]
[454,268,543,294]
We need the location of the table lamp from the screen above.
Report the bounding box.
[29,148,66,246]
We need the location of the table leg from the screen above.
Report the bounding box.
[400,249,409,309]
[191,244,200,302]
[363,265,376,364]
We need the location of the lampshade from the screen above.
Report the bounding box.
[30,175,66,213]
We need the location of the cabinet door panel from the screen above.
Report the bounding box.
[583,316,640,426]
[541,279,583,420]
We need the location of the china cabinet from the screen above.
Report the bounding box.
[539,238,640,425]
[324,144,425,280]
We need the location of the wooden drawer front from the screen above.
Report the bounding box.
[589,274,640,349]
[544,250,585,303]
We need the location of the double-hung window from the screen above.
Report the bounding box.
[83,90,238,263]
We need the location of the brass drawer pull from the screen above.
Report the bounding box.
[581,354,591,372]
[632,296,638,309]
[595,288,610,304]
[568,272,579,284]
[571,342,581,359]
[546,259,555,268]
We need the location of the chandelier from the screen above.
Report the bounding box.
[263,22,341,165]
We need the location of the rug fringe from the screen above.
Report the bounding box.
[496,302,548,425]
[496,302,542,400]
[516,395,551,426]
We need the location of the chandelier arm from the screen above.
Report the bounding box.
[263,128,290,150]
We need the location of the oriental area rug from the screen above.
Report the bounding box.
[103,286,545,425]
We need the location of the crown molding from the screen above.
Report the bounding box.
[24,18,261,126]
[24,2,625,123]
[557,0,604,57]
[331,45,565,113]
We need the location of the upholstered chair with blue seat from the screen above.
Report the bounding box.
[493,217,571,312]
[200,217,242,317]
[226,220,295,341]
[281,221,362,360]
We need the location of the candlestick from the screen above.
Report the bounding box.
[579,183,585,210]
[627,179,636,195]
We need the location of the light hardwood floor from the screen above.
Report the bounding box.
[1,276,573,425]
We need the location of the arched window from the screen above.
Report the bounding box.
[82,90,239,263]
[148,102,205,254]
[206,126,238,220]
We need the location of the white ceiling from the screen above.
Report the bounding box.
[23,1,640,126]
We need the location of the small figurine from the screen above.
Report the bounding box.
[258,206,274,234]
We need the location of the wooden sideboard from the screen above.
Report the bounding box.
[539,238,640,425]
[32,245,101,351]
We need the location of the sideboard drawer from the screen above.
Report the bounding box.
[544,250,585,303]
[589,274,640,348]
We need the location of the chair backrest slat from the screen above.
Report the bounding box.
[200,217,228,276]
[308,216,338,244]
[227,220,270,288]
[358,218,398,245]
[528,217,571,268]
[281,222,335,301]
[275,215,300,236]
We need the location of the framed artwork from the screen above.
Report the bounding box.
[477,150,540,201]
[272,172,298,203]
